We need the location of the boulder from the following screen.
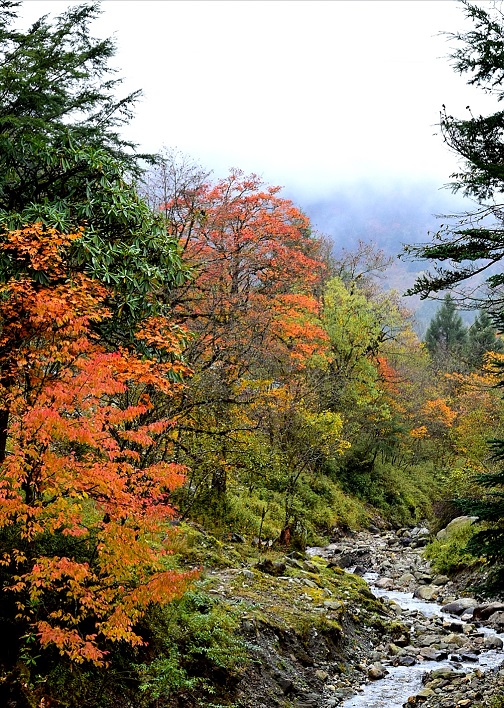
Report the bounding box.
[473,602,504,621]
[256,559,286,576]
[443,619,465,633]
[397,572,416,587]
[483,634,504,650]
[445,633,467,647]
[419,647,448,661]
[413,585,439,601]
[436,515,478,541]
[460,651,479,662]
[367,662,387,680]
[432,574,450,586]
[486,610,504,630]
[441,598,479,615]
[386,642,403,656]
[429,667,463,680]
[395,655,417,666]
[411,525,430,537]
[302,560,320,573]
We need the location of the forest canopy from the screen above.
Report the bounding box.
[2,1,504,706]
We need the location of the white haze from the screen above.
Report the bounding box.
[19,0,499,198]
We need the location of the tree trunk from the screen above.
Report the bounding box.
[0,407,9,464]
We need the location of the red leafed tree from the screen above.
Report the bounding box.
[165,170,328,376]
[0,225,195,666]
[154,168,329,505]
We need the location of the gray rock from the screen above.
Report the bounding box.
[443,619,465,633]
[486,611,504,629]
[441,598,479,615]
[231,532,245,543]
[397,572,416,586]
[367,662,387,680]
[473,602,504,621]
[436,516,478,540]
[416,688,436,698]
[429,666,464,680]
[413,585,439,600]
[460,651,479,661]
[414,572,433,584]
[419,647,448,661]
[387,642,403,656]
[417,634,446,647]
[445,633,467,647]
[395,654,416,666]
[353,564,367,576]
[442,601,466,615]
[483,634,503,649]
[432,574,450,586]
[416,526,430,537]
[323,600,343,611]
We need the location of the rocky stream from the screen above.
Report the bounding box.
[309,523,504,708]
[208,522,504,708]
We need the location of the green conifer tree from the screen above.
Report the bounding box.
[460,439,504,589]
[405,1,504,583]
[466,310,504,370]
[424,294,468,371]
[0,1,186,332]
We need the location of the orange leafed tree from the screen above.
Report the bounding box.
[157,170,329,505]
[165,170,328,376]
[0,225,195,666]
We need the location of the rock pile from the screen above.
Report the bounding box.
[308,523,504,707]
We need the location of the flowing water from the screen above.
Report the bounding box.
[340,573,504,708]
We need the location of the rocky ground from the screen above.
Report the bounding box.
[311,524,504,708]
[200,523,504,707]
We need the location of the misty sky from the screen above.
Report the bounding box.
[20,0,495,201]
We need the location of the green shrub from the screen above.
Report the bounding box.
[424,521,481,574]
[138,590,249,705]
[332,457,441,526]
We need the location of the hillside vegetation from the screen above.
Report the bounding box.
[1,1,504,706]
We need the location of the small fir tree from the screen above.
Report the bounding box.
[466,310,504,370]
[425,294,468,371]
[459,439,504,589]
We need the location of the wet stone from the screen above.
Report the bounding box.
[419,647,448,661]
[367,662,387,680]
[395,655,417,666]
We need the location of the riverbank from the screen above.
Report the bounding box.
[193,523,504,707]
[315,526,504,708]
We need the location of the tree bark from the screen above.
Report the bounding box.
[0,407,9,464]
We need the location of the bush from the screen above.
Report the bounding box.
[138,590,249,705]
[424,521,481,575]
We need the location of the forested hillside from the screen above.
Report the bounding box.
[1,1,504,706]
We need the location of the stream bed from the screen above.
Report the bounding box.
[340,573,504,708]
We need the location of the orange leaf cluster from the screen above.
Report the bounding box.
[0,225,195,666]
[167,172,328,374]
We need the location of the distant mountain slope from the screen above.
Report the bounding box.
[290,180,473,335]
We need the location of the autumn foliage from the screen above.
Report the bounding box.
[0,225,194,665]
[166,171,329,375]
